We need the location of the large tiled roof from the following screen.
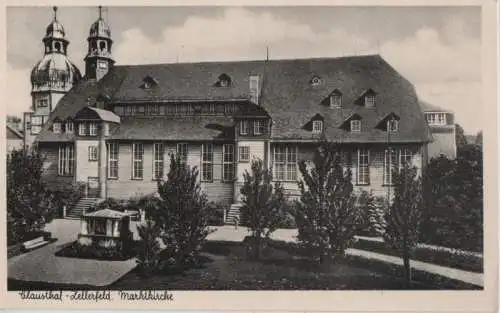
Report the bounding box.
[37,54,432,143]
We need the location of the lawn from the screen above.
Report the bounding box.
[10,239,479,290]
[352,238,483,273]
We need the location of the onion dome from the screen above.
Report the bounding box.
[30,53,82,90]
[44,7,67,42]
[89,6,111,39]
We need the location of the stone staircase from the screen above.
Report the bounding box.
[224,203,246,225]
[65,197,100,219]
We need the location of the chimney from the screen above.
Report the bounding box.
[249,75,260,104]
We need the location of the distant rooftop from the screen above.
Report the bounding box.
[420,100,451,113]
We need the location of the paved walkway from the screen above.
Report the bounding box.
[8,222,483,287]
[346,248,483,287]
[8,219,136,287]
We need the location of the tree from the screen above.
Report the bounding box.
[151,154,215,269]
[294,141,369,265]
[240,158,287,259]
[455,123,468,151]
[475,131,483,147]
[383,163,423,288]
[7,148,56,244]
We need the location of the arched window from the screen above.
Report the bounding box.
[54,42,61,52]
[99,41,106,52]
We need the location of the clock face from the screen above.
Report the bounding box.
[98,61,108,69]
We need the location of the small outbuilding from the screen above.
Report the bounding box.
[78,209,135,250]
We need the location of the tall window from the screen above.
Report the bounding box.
[65,121,73,134]
[238,146,250,162]
[79,123,86,136]
[350,120,361,132]
[222,144,235,182]
[176,143,188,165]
[31,116,43,135]
[399,148,413,170]
[240,120,249,135]
[89,123,98,136]
[58,144,75,176]
[132,143,144,179]
[201,144,213,182]
[88,146,98,161]
[107,142,119,179]
[357,148,370,185]
[273,145,297,181]
[312,120,323,134]
[148,104,161,116]
[384,148,398,185]
[153,143,164,180]
[254,120,265,135]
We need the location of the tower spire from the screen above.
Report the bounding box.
[53,6,58,21]
[98,5,102,19]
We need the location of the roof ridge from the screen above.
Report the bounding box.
[114,54,383,68]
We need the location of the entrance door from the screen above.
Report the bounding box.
[87,177,100,198]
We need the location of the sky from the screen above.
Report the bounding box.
[6,6,482,134]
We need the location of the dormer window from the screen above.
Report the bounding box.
[365,95,376,108]
[53,122,61,134]
[140,76,159,90]
[311,76,321,86]
[65,121,73,134]
[350,120,361,132]
[312,120,323,134]
[254,120,265,135]
[329,90,342,108]
[387,119,399,132]
[216,73,232,87]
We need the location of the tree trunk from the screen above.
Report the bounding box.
[403,248,411,288]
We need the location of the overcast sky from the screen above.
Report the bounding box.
[7,6,481,134]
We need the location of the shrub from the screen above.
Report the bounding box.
[50,182,85,217]
[421,148,483,252]
[357,191,387,236]
[294,141,370,264]
[93,198,125,212]
[136,219,162,277]
[207,202,226,226]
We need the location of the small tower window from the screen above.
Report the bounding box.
[89,123,98,136]
[65,121,73,134]
[79,123,86,136]
[387,120,399,132]
[98,61,108,69]
[350,120,361,132]
[312,120,323,134]
[53,122,61,133]
[54,42,61,52]
[99,41,106,52]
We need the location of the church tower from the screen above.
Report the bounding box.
[85,6,114,81]
[25,6,81,147]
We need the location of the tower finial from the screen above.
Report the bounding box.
[98,5,102,19]
[53,6,58,20]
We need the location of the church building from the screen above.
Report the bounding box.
[27,7,433,221]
